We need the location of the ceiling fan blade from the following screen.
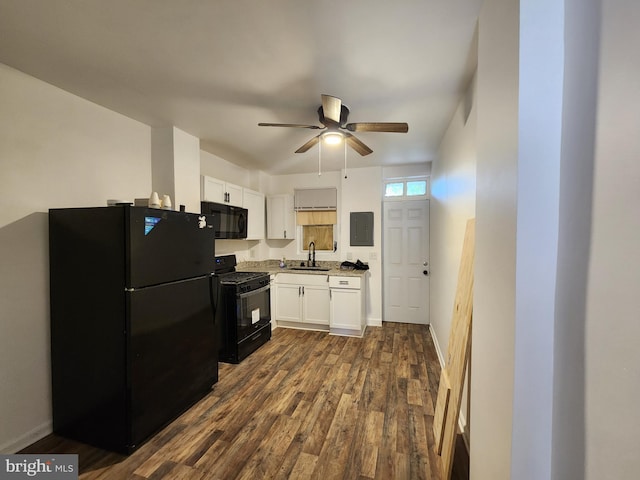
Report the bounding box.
[345,122,409,133]
[345,133,373,156]
[258,122,322,129]
[295,135,321,153]
[321,94,342,125]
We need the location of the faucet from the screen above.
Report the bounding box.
[308,241,316,267]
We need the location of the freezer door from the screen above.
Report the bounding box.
[127,275,218,448]
[127,207,216,288]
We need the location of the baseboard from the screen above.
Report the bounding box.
[429,324,446,368]
[366,317,382,327]
[428,325,468,444]
[0,421,52,454]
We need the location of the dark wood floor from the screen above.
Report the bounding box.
[22,322,469,479]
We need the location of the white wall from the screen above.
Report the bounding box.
[0,63,152,453]
[472,0,519,477]
[430,78,477,360]
[201,150,253,189]
[172,128,201,213]
[551,1,599,478]
[470,2,640,479]
[584,1,640,477]
[151,127,176,206]
[340,167,383,324]
[151,126,200,213]
[429,75,477,438]
[510,1,564,478]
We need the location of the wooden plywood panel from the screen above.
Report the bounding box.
[302,225,334,250]
[433,369,451,455]
[434,218,475,479]
[296,210,337,225]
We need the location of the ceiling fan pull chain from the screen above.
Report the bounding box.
[318,139,322,176]
[344,140,348,179]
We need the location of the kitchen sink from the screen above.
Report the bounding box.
[288,266,331,271]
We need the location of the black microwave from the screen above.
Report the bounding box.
[201,201,248,239]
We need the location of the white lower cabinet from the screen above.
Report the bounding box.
[329,275,367,337]
[274,274,330,328]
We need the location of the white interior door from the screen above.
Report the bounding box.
[383,199,430,324]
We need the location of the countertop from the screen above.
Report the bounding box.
[236,260,369,277]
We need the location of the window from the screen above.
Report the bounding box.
[385,182,404,197]
[384,177,429,200]
[297,210,337,252]
[407,180,427,196]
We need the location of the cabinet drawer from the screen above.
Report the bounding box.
[329,276,361,289]
[275,273,329,286]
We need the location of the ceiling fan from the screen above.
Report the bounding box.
[258,94,409,156]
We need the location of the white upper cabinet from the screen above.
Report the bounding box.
[267,194,295,240]
[243,188,265,240]
[201,175,243,207]
[224,183,243,207]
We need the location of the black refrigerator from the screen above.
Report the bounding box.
[49,205,219,454]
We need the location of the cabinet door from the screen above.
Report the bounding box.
[330,289,361,330]
[267,194,295,239]
[303,285,330,325]
[243,189,265,240]
[274,283,302,322]
[202,176,225,203]
[225,183,244,207]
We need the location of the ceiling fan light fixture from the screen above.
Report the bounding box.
[322,132,344,145]
[258,94,408,156]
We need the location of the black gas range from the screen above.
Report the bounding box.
[214,255,271,363]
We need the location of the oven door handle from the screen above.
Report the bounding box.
[236,284,271,299]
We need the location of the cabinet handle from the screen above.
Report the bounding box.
[298,286,301,296]
[302,286,305,295]
[284,230,287,238]
[339,280,349,285]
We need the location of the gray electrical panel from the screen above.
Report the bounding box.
[350,212,374,246]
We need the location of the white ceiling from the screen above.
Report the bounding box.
[0,0,481,175]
